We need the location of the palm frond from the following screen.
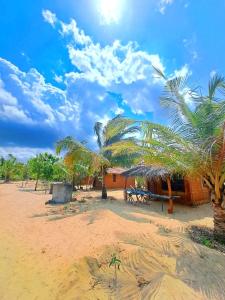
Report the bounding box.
[208,74,225,100]
[94,122,103,149]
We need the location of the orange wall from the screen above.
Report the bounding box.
[81,177,93,185]
[104,174,135,189]
[187,177,210,205]
[147,176,210,205]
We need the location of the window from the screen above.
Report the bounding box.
[113,174,117,182]
[162,176,185,192]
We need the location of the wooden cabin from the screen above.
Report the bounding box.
[147,175,210,206]
[122,165,210,207]
[93,167,135,190]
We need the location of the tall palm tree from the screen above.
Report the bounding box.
[107,72,225,241]
[94,115,140,165]
[94,115,140,198]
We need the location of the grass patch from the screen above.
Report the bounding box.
[200,237,213,248]
[188,225,225,253]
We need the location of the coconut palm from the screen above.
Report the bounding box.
[56,136,107,189]
[107,71,225,241]
[94,115,139,164]
[94,115,140,198]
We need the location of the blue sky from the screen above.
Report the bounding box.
[0,0,225,160]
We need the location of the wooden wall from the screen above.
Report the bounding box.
[147,176,210,206]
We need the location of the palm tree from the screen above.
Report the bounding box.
[94,115,140,198]
[56,136,107,190]
[107,72,225,241]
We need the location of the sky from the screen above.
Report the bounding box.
[0,0,225,160]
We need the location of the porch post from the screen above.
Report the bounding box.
[167,177,174,214]
[124,177,128,201]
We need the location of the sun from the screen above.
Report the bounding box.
[98,0,124,25]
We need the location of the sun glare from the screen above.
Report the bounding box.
[98,0,123,25]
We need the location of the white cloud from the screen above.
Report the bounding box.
[42,11,191,127]
[0,146,54,162]
[0,11,192,156]
[173,64,191,78]
[158,0,174,14]
[43,14,165,89]
[67,40,164,87]
[0,57,80,128]
[0,78,34,124]
[192,50,198,60]
[0,79,17,105]
[114,106,124,115]
[183,36,199,61]
[60,19,91,46]
[42,9,57,27]
[0,105,33,124]
[54,74,63,83]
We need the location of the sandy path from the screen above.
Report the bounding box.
[0,183,224,300]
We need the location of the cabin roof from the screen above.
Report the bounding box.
[122,165,171,180]
[106,167,127,175]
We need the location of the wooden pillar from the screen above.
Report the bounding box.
[124,177,128,201]
[167,177,174,214]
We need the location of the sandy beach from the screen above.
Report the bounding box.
[0,182,225,300]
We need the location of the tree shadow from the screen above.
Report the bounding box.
[30,195,212,230]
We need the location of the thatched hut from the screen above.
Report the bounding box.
[122,165,210,210]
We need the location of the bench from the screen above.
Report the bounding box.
[125,188,180,212]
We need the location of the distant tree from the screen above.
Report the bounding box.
[13,162,28,181]
[52,159,69,182]
[0,154,17,182]
[28,153,58,191]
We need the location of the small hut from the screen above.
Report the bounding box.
[93,167,135,190]
[122,165,210,211]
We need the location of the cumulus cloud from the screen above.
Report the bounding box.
[41,11,167,118]
[0,57,81,152]
[0,79,17,105]
[0,78,33,124]
[0,58,71,126]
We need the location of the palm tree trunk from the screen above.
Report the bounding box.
[213,203,225,242]
[167,177,174,214]
[72,174,76,191]
[101,166,107,199]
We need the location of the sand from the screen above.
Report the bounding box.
[0,182,225,300]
